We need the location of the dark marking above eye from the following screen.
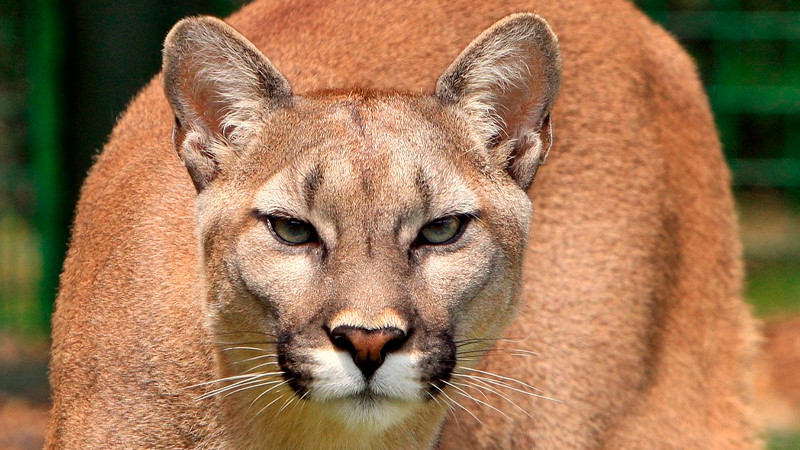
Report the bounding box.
[302,164,323,209]
[414,167,432,216]
[365,234,373,258]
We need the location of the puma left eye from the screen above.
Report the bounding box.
[266,216,317,245]
[417,215,467,245]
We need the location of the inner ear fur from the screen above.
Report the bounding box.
[162,16,292,191]
[435,13,562,189]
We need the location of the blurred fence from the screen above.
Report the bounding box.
[1,0,44,336]
[640,0,800,189]
[1,0,799,335]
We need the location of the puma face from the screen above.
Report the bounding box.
[196,95,532,429]
[163,16,559,431]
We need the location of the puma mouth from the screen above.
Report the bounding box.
[277,353,427,430]
[280,349,428,402]
[276,328,457,412]
[335,391,409,409]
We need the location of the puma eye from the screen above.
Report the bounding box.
[417,215,467,245]
[266,216,317,245]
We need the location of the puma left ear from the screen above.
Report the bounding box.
[163,16,292,191]
[435,14,562,189]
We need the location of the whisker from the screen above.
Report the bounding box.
[452,353,537,364]
[221,346,275,353]
[216,340,279,346]
[453,334,534,347]
[430,383,460,428]
[249,379,293,409]
[254,393,287,418]
[426,389,460,426]
[452,379,531,418]
[452,373,536,396]
[431,383,482,425]
[458,367,544,393]
[441,379,514,422]
[299,395,308,411]
[217,331,278,337]
[450,380,490,401]
[197,378,268,400]
[243,361,280,373]
[506,348,539,356]
[452,373,562,403]
[454,352,535,364]
[237,354,279,364]
[184,372,277,390]
[456,348,539,358]
[208,379,287,400]
[426,390,444,405]
[198,374,285,400]
[454,340,494,348]
[456,349,493,356]
[278,395,296,414]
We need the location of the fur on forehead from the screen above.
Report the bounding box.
[248,96,483,222]
[251,156,480,217]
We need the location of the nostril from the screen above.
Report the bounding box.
[330,331,356,353]
[380,331,407,358]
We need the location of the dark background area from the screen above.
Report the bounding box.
[2,0,246,337]
[1,0,799,448]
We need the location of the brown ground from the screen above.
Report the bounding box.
[0,335,49,450]
[0,398,48,450]
[755,315,800,432]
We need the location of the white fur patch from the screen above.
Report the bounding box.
[308,349,366,400]
[330,397,419,431]
[370,353,424,400]
[308,350,425,430]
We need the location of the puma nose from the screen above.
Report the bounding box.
[328,326,408,379]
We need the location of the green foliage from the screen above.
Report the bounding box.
[747,260,800,316]
[768,432,800,450]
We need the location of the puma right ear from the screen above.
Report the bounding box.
[163,16,292,191]
[435,14,562,189]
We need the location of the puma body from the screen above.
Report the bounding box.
[48,0,757,448]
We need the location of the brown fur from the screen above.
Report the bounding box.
[47,0,758,448]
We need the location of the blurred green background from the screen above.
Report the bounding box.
[0,0,799,448]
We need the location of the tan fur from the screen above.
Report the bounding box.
[47,0,758,448]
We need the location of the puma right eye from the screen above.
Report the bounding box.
[266,216,317,245]
[417,215,467,246]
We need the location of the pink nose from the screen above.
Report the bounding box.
[328,326,408,378]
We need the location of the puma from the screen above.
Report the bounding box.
[47,0,759,448]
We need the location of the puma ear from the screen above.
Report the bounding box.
[435,13,561,189]
[163,16,292,191]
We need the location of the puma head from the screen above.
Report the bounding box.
[162,14,560,431]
